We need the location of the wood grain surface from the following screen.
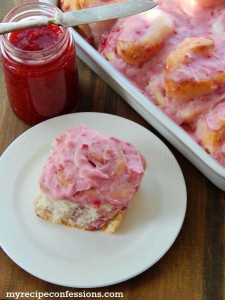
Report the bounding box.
[0,1,224,300]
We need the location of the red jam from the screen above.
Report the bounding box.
[9,25,63,51]
[2,24,79,125]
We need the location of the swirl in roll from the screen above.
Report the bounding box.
[116,10,174,65]
[165,37,225,102]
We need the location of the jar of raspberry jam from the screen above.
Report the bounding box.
[0,1,79,125]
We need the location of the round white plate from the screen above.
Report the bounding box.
[0,112,186,288]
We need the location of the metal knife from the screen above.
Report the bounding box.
[0,1,157,35]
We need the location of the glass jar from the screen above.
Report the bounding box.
[0,1,79,125]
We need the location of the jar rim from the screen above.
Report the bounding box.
[1,1,69,61]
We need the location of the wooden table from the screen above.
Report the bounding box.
[0,1,224,299]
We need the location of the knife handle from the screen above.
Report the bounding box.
[0,17,55,35]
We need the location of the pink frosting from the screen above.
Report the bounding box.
[39,126,146,209]
[98,0,225,165]
[206,102,225,131]
[100,1,225,111]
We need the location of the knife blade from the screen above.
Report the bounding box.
[0,1,157,35]
[56,1,158,26]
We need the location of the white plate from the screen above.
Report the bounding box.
[0,112,186,288]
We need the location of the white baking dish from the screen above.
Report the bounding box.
[41,0,225,190]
